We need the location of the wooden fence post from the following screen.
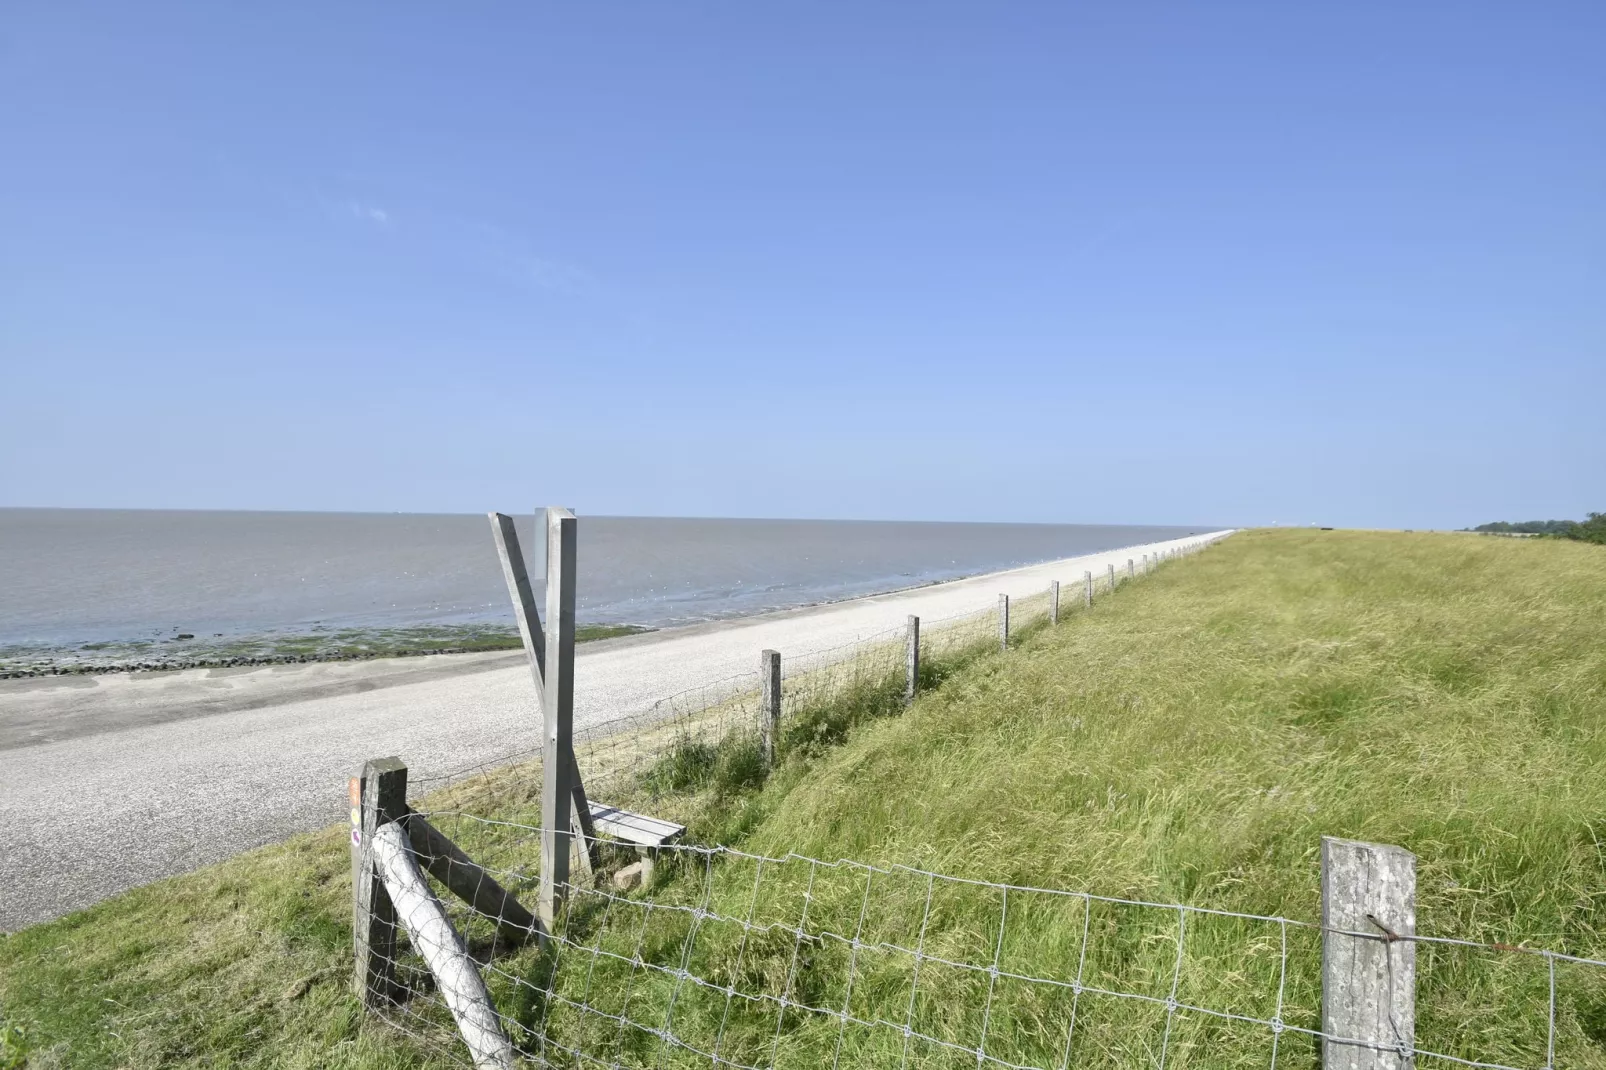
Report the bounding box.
[370,821,516,1068]
[1050,580,1060,625]
[904,615,920,705]
[759,649,782,768]
[489,510,599,887]
[1108,563,1116,591]
[1128,558,1135,578]
[1321,837,1416,1070]
[353,756,408,1007]
[998,594,1009,651]
[539,508,578,930]
[1084,570,1094,608]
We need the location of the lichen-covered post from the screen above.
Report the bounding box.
[904,616,920,705]
[1050,580,1060,625]
[998,594,1009,651]
[1084,570,1094,608]
[352,756,408,1007]
[759,649,782,768]
[1321,837,1416,1070]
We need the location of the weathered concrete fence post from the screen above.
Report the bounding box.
[1084,570,1094,608]
[353,756,408,1007]
[1050,580,1060,625]
[759,648,782,768]
[1321,837,1416,1070]
[904,615,919,705]
[998,594,1010,650]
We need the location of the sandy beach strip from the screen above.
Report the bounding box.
[0,531,1229,929]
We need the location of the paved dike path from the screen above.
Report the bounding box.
[0,533,1229,930]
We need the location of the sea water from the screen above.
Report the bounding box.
[0,509,1207,650]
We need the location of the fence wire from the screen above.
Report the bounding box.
[364,539,1413,1068]
[363,823,1606,1070]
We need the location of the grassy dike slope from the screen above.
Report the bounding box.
[718,528,1606,1067]
[4,529,1606,1069]
[760,526,1606,899]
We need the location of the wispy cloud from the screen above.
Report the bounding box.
[467,220,596,295]
[308,187,596,295]
[348,201,391,227]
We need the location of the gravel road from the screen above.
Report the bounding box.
[0,532,1228,930]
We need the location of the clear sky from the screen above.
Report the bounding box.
[3,4,1601,529]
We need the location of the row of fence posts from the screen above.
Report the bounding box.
[755,542,1198,771]
[353,774,1417,1070]
[711,541,1417,1070]
[352,534,1423,1070]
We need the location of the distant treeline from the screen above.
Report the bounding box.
[1470,514,1606,544]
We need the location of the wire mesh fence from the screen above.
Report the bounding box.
[408,541,1195,830]
[361,538,1336,1067]
[362,823,1606,1070]
[353,534,1606,1069]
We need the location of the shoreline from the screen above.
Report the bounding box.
[0,530,1232,928]
[0,545,1181,679]
[0,622,650,680]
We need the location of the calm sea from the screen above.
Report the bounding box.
[0,510,1208,648]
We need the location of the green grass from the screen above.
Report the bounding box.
[4,530,1605,1068]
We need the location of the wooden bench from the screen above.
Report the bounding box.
[588,802,684,849]
[585,803,685,888]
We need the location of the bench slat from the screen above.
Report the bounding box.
[588,802,685,848]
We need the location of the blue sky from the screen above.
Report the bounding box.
[3,3,1601,528]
